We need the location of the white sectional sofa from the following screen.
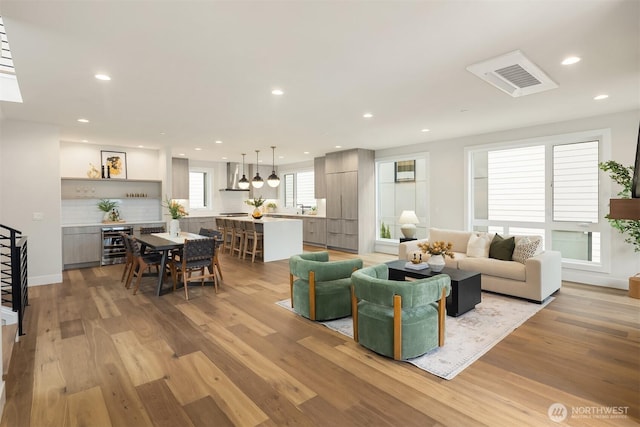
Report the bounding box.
[398,228,561,302]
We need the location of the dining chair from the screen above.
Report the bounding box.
[120,231,134,284]
[199,228,224,284]
[140,225,165,234]
[170,237,217,300]
[243,221,263,262]
[127,236,165,295]
[231,220,246,258]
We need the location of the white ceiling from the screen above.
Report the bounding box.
[0,0,638,165]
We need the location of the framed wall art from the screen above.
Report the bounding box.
[395,160,415,182]
[101,150,127,179]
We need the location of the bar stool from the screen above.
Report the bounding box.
[243,221,263,262]
[222,218,235,254]
[231,220,246,258]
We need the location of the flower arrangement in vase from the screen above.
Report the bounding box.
[245,196,265,219]
[163,197,188,237]
[417,240,455,272]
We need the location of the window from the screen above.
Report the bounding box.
[188,167,214,210]
[282,170,315,208]
[468,131,607,271]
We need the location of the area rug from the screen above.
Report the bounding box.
[276,292,553,380]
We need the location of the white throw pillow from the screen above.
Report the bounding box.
[467,233,491,258]
[512,237,541,264]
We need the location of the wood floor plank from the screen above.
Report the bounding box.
[111,330,173,387]
[65,385,112,427]
[169,350,269,426]
[89,285,122,319]
[203,320,317,406]
[136,379,195,427]
[182,395,235,427]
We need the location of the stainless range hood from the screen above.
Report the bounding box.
[219,162,250,191]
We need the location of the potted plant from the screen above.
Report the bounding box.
[599,160,640,298]
[97,199,119,222]
[417,240,455,272]
[599,161,640,252]
[266,202,277,213]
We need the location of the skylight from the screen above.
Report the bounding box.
[0,15,23,103]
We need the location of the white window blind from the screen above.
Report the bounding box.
[296,171,315,207]
[488,145,545,222]
[553,141,599,222]
[189,171,206,209]
[284,174,294,207]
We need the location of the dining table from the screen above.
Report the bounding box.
[134,231,208,296]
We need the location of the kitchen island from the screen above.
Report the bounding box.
[219,216,303,262]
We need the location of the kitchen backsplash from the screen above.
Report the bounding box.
[62,198,162,225]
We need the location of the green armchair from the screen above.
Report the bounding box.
[289,251,363,321]
[351,264,451,360]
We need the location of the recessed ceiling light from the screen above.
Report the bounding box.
[77,118,89,123]
[195,147,202,151]
[363,113,373,118]
[95,74,111,81]
[215,140,222,144]
[179,153,185,156]
[272,89,284,95]
[278,155,284,159]
[81,139,88,142]
[222,156,227,160]
[138,145,144,148]
[304,151,309,154]
[160,132,166,135]
[335,145,342,148]
[594,94,609,100]
[561,56,581,65]
[421,128,430,133]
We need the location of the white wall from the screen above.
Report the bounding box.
[376,109,640,289]
[1,119,63,286]
[60,141,162,179]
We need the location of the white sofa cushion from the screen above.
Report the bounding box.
[466,233,492,258]
[458,257,526,281]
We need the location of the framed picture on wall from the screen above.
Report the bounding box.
[101,150,127,179]
[395,160,415,182]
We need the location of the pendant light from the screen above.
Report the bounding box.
[238,153,250,190]
[251,150,264,188]
[267,145,280,187]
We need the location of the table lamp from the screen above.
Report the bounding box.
[398,210,419,239]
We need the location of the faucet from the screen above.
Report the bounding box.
[297,204,305,214]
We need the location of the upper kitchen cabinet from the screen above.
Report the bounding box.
[324,149,374,253]
[314,156,326,199]
[325,149,359,174]
[172,157,189,199]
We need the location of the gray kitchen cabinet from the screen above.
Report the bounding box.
[314,157,326,199]
[172,157,189,200]
[303,217,326,246]
[324,149,374,253]
[62,226,101,269]
[178,217,216,233]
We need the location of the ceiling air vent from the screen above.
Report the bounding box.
[466,50,557,97]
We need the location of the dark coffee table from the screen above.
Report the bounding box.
[386,260,482,317]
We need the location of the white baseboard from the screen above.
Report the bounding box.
[28,273,63,287]
[562,270,629,290]
[0,307,17,326]
[0,380,5,423]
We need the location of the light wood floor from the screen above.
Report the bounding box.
[1,248,638,427]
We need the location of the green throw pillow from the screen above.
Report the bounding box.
[489,234,515,261]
